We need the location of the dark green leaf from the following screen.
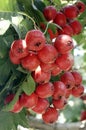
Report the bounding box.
[22,74,35,95]
[0,111,29,130]
[34,0,46,12]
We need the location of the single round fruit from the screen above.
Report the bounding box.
[75,1,86,13]
[36,82,54,98]
[63,5,79,19]
[11,39,29,59]
[9,50,20,65]
[60,72,75,89]
[38,44,58,64]
[71,71,82,85]
[51,65,62,76]
[42,107,59,124]
[58,24,73,36]
[32,65,51,84]
[72,84,84,97]
[55,53,74,71]
[54,11,66,27]
[69,20,82,35]
[20,93,38,108]
[21,53,40,71]
[53,81,67,99]
[54,34,74,54]
[25,30,46,51]
[43,6,57,21]
[32,98,49,114]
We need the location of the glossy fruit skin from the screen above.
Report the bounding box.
[60,72,75,89]
[53,96,67,109]
[65,89,72,98]
[20,93,38,108]
[75,1,86,13]
[55,53,74,71]
[42,107,59,124]
[69,20,82,35]
[21,53,40,71]
[25,30,46,51]
[43,6,57,21]
[71,71,82,85]
[51,65,62,76]
[54,34,74,54]
[36,82,54,98]
[9,50,20,65]
[63,5,79,19]
[40,62,57,73]
[11,39,29,59]
[58,24,73,36]
[72,84,84,97]
[53,81,67,99]
[32,66,51,84]
[32,98,49,114]
[38,44,58,64]
[54,12,66,27]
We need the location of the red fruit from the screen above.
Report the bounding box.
[58,24,73,36]
[11,39,28,59]
[9,50,20,65]
[43,6,57,21]
[54,34,74,54]
[36,82,54,98]
[21,53,40,71]
[40,62,57,73]
[71,71,82,85]
[53,81,67,99]
[32,66,51,84]
[69,20,82,35]
[47,29,58,40]
[54,12,66,27]
[63,5,79,19]
[4,94,15,105]
[51,65,62,76]
[72,84,84,97]
[60,72,75,89]
[20,93,38,108]
[42,107,59,124]
[38,44,58,64]
[80,111,86,121]
[55,53,74,71]
[75,1,86,13]
[32,98,49,114]
[11,99,23,113]
[25,30,46,51]
[65,89,72,98]
[53,96,67,109]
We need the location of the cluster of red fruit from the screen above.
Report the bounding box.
[7,1,85,124]
[42,1,85,39]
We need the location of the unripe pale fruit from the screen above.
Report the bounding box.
[54,34,74,54]
[25,30,46,51]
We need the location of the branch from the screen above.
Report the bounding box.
[27,116,86,130]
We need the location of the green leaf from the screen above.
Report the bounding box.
[22,74,35,95]
[34,0,46,12]
[0,111,29,130]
